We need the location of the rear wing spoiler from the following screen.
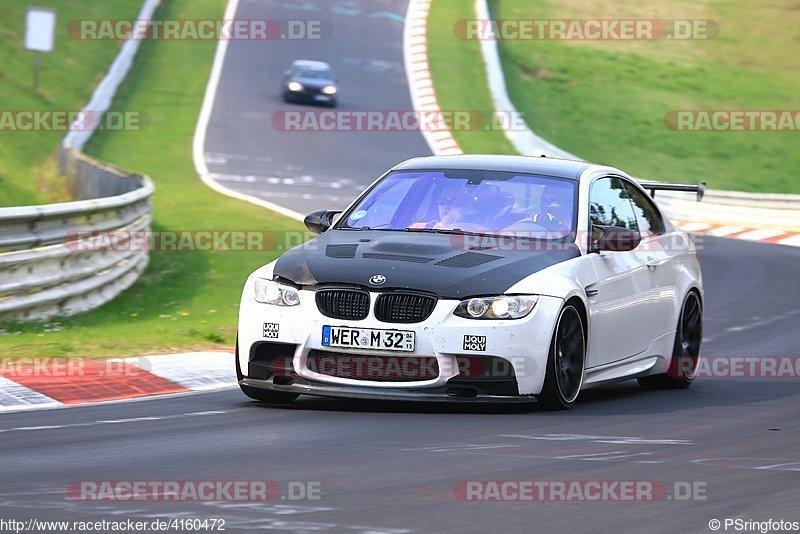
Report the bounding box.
[640,182,706,201]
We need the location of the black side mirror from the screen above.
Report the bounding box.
[590,225,641,253]
[304,210,342,234]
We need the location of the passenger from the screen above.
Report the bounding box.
[508,184,572,233]
[479,188,516,230]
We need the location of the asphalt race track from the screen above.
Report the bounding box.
[202,0,430,214]
[1,0,798,532]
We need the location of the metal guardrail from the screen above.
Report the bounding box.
[0,149,154,321]
[0,0,161,321]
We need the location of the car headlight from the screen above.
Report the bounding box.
[322,85,337,95]
[254,278,301,306]
[287,81,303,92]
[454,295,538,320]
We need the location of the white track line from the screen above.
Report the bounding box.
[192,0,305,222]
[0,410,228,434]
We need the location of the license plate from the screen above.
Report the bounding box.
[314,95,331,101]
[322,326,415,352]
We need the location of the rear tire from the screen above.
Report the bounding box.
[538,303,586,410]
[638,291,702,390]
[236,337,299,404]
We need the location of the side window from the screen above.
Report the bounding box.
[622,181,665,238]
[589,177,638,230]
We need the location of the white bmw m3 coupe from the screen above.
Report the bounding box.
[236,155,705,409]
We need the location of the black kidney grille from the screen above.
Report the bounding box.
[315,289,370,320]
[375,293,437,323]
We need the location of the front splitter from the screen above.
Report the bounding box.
[240,377,537,404]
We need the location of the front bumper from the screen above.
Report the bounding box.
[285,90,336,105]
[237,281,564,398]
[240,376,537,403]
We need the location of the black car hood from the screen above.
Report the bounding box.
[273,230,580,299]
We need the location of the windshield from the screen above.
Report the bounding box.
[294,67,331,80]
[338,170,577,238]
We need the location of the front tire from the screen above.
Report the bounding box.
[539,303,586,410]
[236,337,299,404]
[638,291,702,390]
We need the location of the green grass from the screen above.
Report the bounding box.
[0,0,144,207]
[427,0,516,154]
[428,0,800,193]
[0,0,303,357]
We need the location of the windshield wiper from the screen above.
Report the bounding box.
[404,227,482,236]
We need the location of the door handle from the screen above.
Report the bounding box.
[646,256,662,270]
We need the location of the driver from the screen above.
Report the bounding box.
[530,184,572,232]
[410,182,479,229]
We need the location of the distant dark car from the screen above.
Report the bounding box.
[282,60,338,107]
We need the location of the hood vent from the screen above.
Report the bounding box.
[325,244,358,259]
[362,253,433,264]
[435,252,502,268]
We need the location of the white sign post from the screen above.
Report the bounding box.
[24,6,56,92]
